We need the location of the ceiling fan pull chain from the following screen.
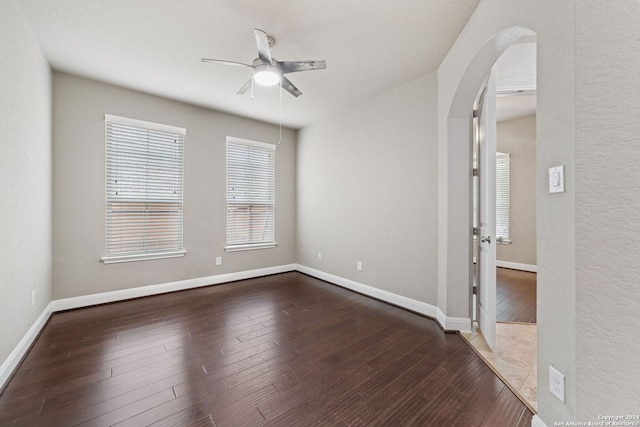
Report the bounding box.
[279,83,282,144]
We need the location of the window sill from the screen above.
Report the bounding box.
[225,242,277,252]
[101,250,186,264]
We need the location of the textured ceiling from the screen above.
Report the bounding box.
[495,41,536,93]
[495,41,537,122]
[18,0,481,129]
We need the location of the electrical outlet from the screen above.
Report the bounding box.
[215,256,222,266]
[356,261,363,271]
[31,290,36,306]
[317,252,322,260]
[549,365,565,403]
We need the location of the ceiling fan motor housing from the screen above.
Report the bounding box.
[202,29,325,97]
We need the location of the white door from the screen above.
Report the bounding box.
[474,72,497,350]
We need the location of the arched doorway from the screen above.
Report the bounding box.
[446,26,538,411]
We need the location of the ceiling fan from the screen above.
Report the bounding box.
[202,29,326,98]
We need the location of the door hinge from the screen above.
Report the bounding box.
[472,227,478,236]
[472,109,478,118]
[472,286,477,295]
[472,168,478,177]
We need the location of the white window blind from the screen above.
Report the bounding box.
[496,152,510,242]
[226,137,276,251]
[102,114,186,263]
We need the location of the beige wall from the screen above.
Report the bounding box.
[496,115,537,266]
[52,73,296,299]
[0,1,52,364]
[297,73,439,304]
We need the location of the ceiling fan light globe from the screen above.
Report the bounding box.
[254,65,281,86]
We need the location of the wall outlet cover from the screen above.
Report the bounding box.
[549,365,566,403]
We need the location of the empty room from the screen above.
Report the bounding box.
[1,1,639,426]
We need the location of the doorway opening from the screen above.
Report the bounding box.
[464,39,538,413]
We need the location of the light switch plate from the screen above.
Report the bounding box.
[549,165,565,193]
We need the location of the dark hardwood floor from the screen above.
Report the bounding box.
[496,267,537,324]
[0,272,532,426]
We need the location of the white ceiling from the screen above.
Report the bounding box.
[18,0,482,129]
[495,41,537,122]
[496,93,537,122]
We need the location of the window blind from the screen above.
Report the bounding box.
[102,115,186,263]
[226,137,276,250]
[496,152,510,241]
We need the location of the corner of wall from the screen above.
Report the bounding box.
[0,0,53,374]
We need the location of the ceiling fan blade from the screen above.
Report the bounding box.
[278,60,326,74]
[254,29,273,65]
[201,58,252,68]
[280,76,302,97]
[237,79,253,95]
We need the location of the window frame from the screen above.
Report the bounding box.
[101,114,186,264]
[225,136,277,252]
[471,152,511,244]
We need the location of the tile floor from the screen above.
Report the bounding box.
[460,322,537,412]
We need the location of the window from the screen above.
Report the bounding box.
[495,152,510,243]
[471,152,510,244]
[102,114,186,263]
[225,137,276,251]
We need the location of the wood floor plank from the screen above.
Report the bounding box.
[38,365,205,421]
[413,388,468,425]
[75,388,176,427]
[480,386,529,427]
[113,394,208,427]
[0,368,112,411]
[497,267,537,323]
[148,410,215,427]
[0,272,533,426]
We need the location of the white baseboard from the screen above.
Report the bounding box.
[0,301,54,391]
[53,264,297,312]
[2,264,297,391]
[496,260,537,273]
[2,262,473,393]
[296,264,471,332]
[531,415,548,427]
[441,315,472,331]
